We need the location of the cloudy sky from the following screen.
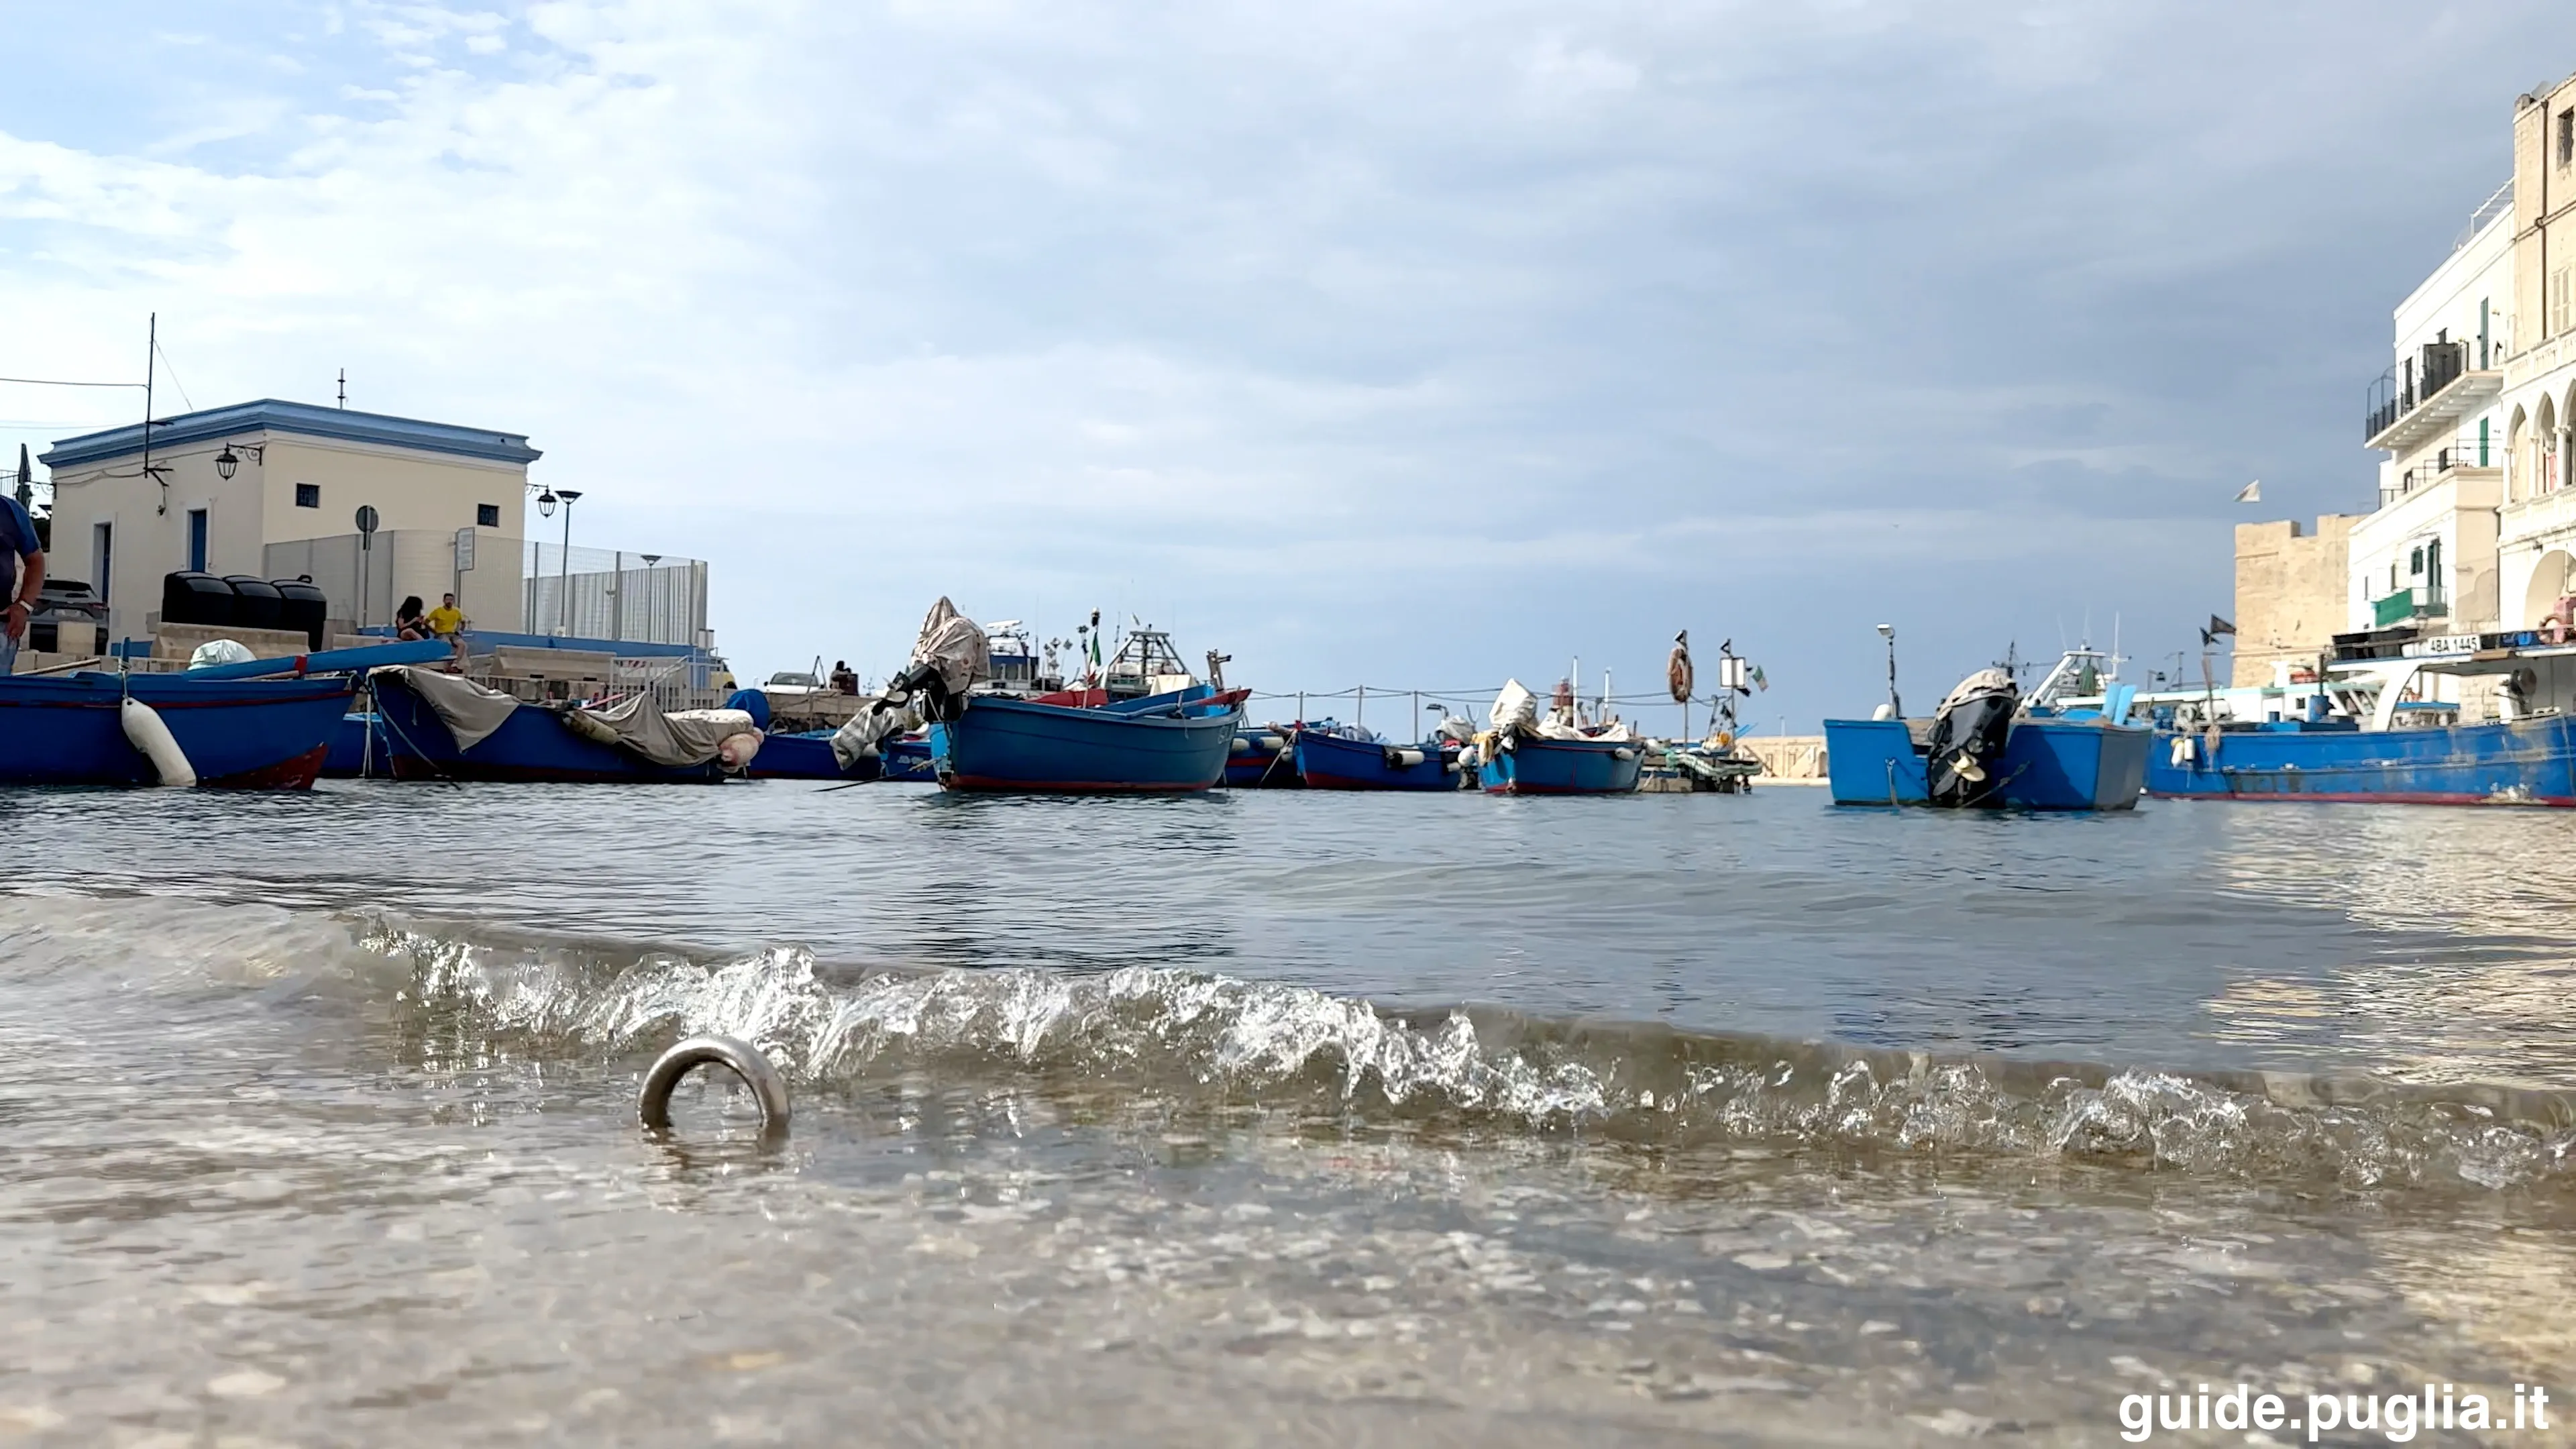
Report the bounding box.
[1,1,2559,729]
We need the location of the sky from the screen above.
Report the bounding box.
[1,1,2563,733]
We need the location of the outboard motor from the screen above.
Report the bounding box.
[1925,667,2018,807]
[873,596,989,724]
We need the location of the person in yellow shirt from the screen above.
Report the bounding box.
[425,593,465,638]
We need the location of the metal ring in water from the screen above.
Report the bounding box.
[637,1035,792,1138]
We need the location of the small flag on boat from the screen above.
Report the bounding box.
[2200,615,2237,647]
[2235,480,2261,503]
[1750,664,1767,691]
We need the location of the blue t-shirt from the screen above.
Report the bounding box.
[0,496,36,566]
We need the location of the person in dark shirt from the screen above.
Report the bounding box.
[0,494,44,677]
[394,595,434,642]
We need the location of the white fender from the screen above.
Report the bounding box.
[717,731,763,769]
[1388,747,1426,767]
[120,698,197,787]
[1611,747,1637,761]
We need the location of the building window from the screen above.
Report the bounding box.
[93,522,113,608]
[2561,108,2575,166]
[186,508,209,574]
[2410,546,2424,578]
[294,483,320,508]
[476,503,500,528]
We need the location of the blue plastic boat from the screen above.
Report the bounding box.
[1824,717,2149,809]
[1293,729,1458,791]
[745,729,881,783]
[930,691,1244,793]
[0,670,358,788]
[1480,735,1643,795]
[370,672,731,784]
[879,735,936,782]
[2147,716,2576,805]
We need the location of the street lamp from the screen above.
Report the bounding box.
[1876,623,1902,720]
[212,442,264,480]
[553,488,583,636]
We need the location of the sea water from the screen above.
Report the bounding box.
[3,783,2573,1445]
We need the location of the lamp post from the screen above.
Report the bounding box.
[551,489,583,636]
[212,442,265,480]
[1876,623,1902,720]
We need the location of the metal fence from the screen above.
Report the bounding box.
[522,542,708,647]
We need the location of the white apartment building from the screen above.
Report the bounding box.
[2497,72,2576,625]
[2351,182,2514,641]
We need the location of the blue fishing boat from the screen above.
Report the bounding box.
[879,735,936,782]
[1825,649,2149,810]
[930,690,1246,793]
[744,729,883,783]
[1226,724,1300,788]
[1481,735,1643,795]
[370,668,747,784]
[2144,636,2576,805]
[0,670,359,788]
[1293,727,1460,791]
[324,712,395,778]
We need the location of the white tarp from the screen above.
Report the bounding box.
[1938,667,2017,714]
[1487,679,1538,735]
[386,666,521,751]
[567,692,759,768]
[912,597,989,696]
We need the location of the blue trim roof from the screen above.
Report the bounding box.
[41,398,541,470]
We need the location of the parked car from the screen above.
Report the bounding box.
[28,578,108,654]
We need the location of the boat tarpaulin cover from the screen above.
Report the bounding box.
[387,666,521,751]
[912,598,990,696]
[828,707,910,770]
[1488,679,1538,735]
[570,692,759,768]
[1938,667,2017,714]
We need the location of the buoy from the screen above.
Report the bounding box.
[120,698,197,787]
[717,731,763,769]
[1386,747,1426,767]
[638,1034,790,1139]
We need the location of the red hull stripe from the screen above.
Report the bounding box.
[203,745,330,791]
[941,773,1216,793]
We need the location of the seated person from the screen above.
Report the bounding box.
[425,592,466,639]
[394,595,435,641]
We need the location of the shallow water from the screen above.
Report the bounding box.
[5,783,2576,1445]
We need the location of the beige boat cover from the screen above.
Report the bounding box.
[911,597,989,695]
[386,666,522,751]
[828,706,912,771]
[568,692,760,768]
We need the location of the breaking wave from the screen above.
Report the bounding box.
[369,916,2576,1194]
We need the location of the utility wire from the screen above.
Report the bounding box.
[0,376,147,389]
[152,341,195,413]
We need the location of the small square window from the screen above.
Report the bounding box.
[476,503,500,528]
[294,483,320,508]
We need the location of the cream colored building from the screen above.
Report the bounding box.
[2231,515,2357,687]
[2498,72,2576,626]
[40,399,539,642]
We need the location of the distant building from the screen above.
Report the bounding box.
[41,399,539,641]
[2497,72,2576,625]
[2350,178,2512,641]
[2232,515,2356,687]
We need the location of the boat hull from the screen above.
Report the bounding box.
[2147,717,2576,805]
[323,712,396,779]
[1824,717,2149,810]
[1481,735,1643,795]
[372,673,729,784]
[744,729,881,782]
[0,671,355,789]
[1225,728,1301,788]
[932,694,1239,793]
[1293,729,1458,791]
[879,736,936,782]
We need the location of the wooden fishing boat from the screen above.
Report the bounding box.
[1480,735,1643,795]
[930,689,1247,793]
[1292,728,1460,791]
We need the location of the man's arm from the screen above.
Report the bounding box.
[5,549,42,642]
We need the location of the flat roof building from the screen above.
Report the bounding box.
[41,399,539,642]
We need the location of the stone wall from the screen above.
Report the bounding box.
[2233,515,2357,688]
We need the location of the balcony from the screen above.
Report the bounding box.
[2379,431,2501,506]
[2364,339,2504,452]
[2371,584,2449,628]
